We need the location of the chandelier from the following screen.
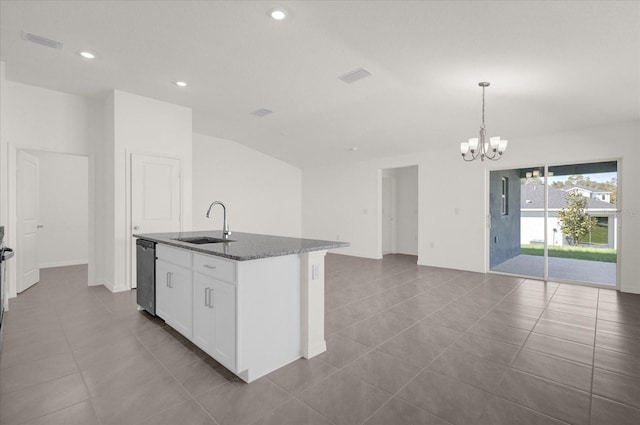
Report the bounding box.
[460,82,508,161]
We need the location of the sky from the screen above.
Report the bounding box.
[547,171,617,185]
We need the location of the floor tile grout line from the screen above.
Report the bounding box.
[400,311,589,425]
[281,268,480,424]
[67,280,216,425]
[54,289,106,425]
[326,271,460,315]
[588,289,601,425]
[265,376,339,425]
[485,281,598,425]
[132,333,223,425]
[356,276,528,425]
[8,261,637,425]
[258,355,341,425]
[409,280,584,425]
[332,271,502,344]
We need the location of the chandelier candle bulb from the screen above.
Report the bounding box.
[468,138,479,151]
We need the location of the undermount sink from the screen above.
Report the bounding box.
[173,236,236,244]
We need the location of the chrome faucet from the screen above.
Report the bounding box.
[206,201,232,240]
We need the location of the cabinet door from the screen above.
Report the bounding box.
[193,274,214,352]
[169,265,193,339]
[211,279,236,370]
[156,259,193,339]
[155,259,173,322]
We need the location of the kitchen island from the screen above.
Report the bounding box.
[134,230,348,382]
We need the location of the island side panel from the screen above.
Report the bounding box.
[301,250,328,358]
[235,254,302,382]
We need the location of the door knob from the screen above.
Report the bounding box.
[133,226,140,230]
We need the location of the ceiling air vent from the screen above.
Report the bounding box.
[22,32,63,50]
[338,67,372,84]
[251,108,273,117]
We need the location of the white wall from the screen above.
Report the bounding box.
[395,166,419,255]
[1,79,100,299]
[1,61,7,311]
[32,151,88,268]
[104,90,193,292]
[302,121,640,294]
[3,81,96,155]
[192,133,301,237]
[303,155,422,259]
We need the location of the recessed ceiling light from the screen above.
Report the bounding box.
[175,81,187,87]
[349,147,359,152]
[79,51,95,59]
[269,8,287,20]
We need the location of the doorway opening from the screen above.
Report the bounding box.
[16,150,89,293]
[489,160,619,288]
[380,166,419,258]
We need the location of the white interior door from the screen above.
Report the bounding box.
[17,151,40,292]
[131,154,181,287]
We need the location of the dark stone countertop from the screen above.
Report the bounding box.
[133,230,349,261]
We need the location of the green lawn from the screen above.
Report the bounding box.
[521,244,617,263]
[589,222,608,244]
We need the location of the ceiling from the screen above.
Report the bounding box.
[1,1,638,168]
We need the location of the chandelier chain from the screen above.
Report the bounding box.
[481,85,486,130]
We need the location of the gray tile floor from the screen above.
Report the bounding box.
[1,254,639,425]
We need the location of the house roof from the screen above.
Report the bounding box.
[565,185,611,194]
[521,184,615,210]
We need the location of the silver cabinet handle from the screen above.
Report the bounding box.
[203,264,217,269]
[208,288,214,309]
[167,272,173,288]
[204,287,210,307]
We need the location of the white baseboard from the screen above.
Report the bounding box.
[89,279,106,287]
[39,260,88,269]
[96,278,128,293]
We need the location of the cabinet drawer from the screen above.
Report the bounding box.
[194,253,236,283]
[157,244,192,268]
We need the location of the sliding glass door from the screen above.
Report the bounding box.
[489,161,618,287]
[490,167,545,279]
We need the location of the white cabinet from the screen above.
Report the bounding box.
[192,275,214,352]
[156,245,236,370]
[156,246,193,339]
[153,243,305,382]
[193,273,236,371]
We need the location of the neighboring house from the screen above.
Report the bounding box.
[565,185,612,203]
[520,183,617,248]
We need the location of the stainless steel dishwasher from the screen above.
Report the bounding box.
[136,239,156,315]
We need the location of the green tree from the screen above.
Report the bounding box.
[558,191,598,246]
